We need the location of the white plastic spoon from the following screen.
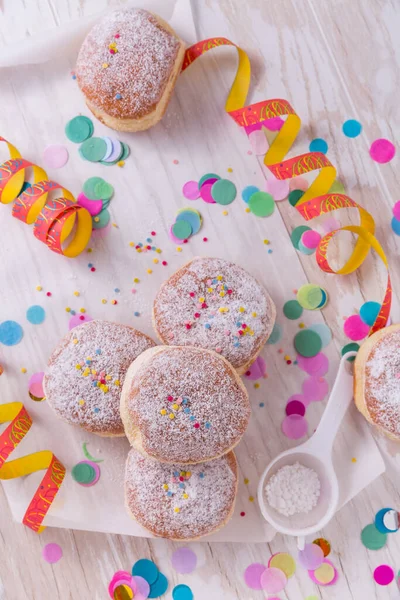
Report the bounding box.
[257,351,357,546]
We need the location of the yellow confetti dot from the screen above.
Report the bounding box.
[252,312,257,317]
[102,62,109,69]
[227,167,233,173]
[169,413,175,420]
[186,471,191,477]
[172,403,179,410]
[160,409,167,416]
[245,207,251,213]
[129,242,135,247]
[219,291,225,297]
[147,269,152,274]
[180,471,186,477]
[105,375,112,381]
[254,383,260,389]
[199,297,205,303]
[80,308,86,313]
[94,217,100,223]
[136,248,142,253]
[65,307,71,313]
[177,246,182,252]
[74,291,80,297]
[102,385,109,393]
[36,285,42,291]
[75,364,82,370]
[217,275,223,281]
[249,496,254,502]
[244,478,249,485]
[102,299,107,304]
[20,367,27,374]
[133,278,140,283]
[79,399,85,406]
[351,457,357,463]
[156,248,162,254]
[87,248,92,253]
[222,210,228,216]
[91,369,97,376]
[299,322,305,329]
[163,484,169,490]
[117,160,125,167]
[263,239,270,245]
[73,339,78,345]
[239,307,245,313]
[174,507,180,513]
[207,287,213,293]
[183,493,189,499]
[112,223,118,228]
[284,355,290,360]
[153,258,159,264]
[114,380,120,386]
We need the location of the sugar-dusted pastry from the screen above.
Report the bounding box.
[354,324,400,441]
[120,345,250,463]
[125,447,238,540]
[75,8,185,132]
[44,320,156,436]
[153,257,276,374]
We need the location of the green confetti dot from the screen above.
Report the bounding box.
[294,329,322,357]
[65,116,93,143]
[341,342,360,361]
[172,220,192,240]
[92,208,110,229]
[72,462,96,484]
[211,179,237,205]
[289,189,304,206]
[198,173,220,187]
[283,300,303,320]
[94,180,114,201]
[83,177,105,200]
[329,179,345,194]
[361,523,387,550]
[267,322,282,344]
[248,191,275,217]
[291,225,311,250]
[79,137,107,162]
[297,284,324,310]
[120,142,130,161]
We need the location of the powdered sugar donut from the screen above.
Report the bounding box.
[76,8,185,132]
[44,320,156,436]
[120,345,250,463]
[125,446,238,540]
[354,324,400,441]
[153,257,276,374]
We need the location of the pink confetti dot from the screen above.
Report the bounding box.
[245,356,267,380]
[42,144,69,169]
[244,563,267,590]
[302,376,329,402]
[264,117,285,131]
[286,393,310,408]
[182,180,200,200]
[296,352,329,377]
[393,201,400,220]
[298,543,324,570]
[77,193,103,216]
[308,559,338,586]
[369,138,396,163]
[374,564,394,586]
[286,399,306,416]
[260,567,287,594]
[289,176,309,192]
[199,182,216,203]
[266,177,290,201]
[248,129,269,155]
[42,543,63,564]
[301,229,321,249]
[29,371,45,397]
[69,313,93,330]
[281,414,308,439]
[344,314,370,341]
[171,547,198,574]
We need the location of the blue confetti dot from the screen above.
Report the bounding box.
[182,398,188,404]
[309,138,328,154]
[149,572,169,598]
[26,305,46,325]
[151,246,156,250]
[179,483,185,488]
[359,301,381,326]
[114,288,120,293]
[205,422,211,429]
[138,243,143,247]
[95,349,102,355]
[173,471,179,477]
[268,249,273,254]
[184,408,190,414]
[167,491,173,497]
[88,263,93,268]
[342,119,362,138]
[189,416,195,421]
[72,74,77,80]
[70,310,76,316]
[92,382,97,387]
[205,323,211,329]
[199,472,204,479]
[259,402,265,407]
[0,320,23,346]
[115,93,122,100]
[241,185,259,204]
[132,559,159,586]
[93,407,100,413]
[172,584,194,600]
[391,217,400,236]
[146,238,152,243]
[134,311,140,317]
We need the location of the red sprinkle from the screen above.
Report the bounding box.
[162,261,167,266]
[202,303,208,309]
[100,379,106,384]
[242,323,247,329]
[109,49,116,54]
[194,313,200,318]
[185,324,191,330]
[183,239,188,244]
[240,512,245,517]
[46,292,52,297]
[79,315,85,320]
[146,245,151,250]
[151,231,156,236]
[167,395,173,401]
[91,267,96,272]
[286,360,292,365]
[203,237,208,242]
[238,330,244,336]
[179,476,184,482]
[245,371,251,376]
[194,423,200,429]
[115,33,120,38]
[189,292,195,297]
[227,289,233,294]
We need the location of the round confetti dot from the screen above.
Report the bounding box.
[310,561,336,585]
[290,176,309,192]
[297,284,324,310]
[359,301,381,326]
[42,543,63,564]
[80,137,107,162]
[286,399,306,416]
[92,208,111,230]
[302,375,329,402]
[283,299,303,320]
[176,209,202,234]
[133,576,150,599]
[313,538,331,557]
[171,548,197,574]
[344,314,369,341]
[268,553,296,578]
[132,559,159,585]
[77,191,102,214]
[69,313,93,330]
[383,509,399,532]
[342,119,362,138]
[391,217,400,235]
[113,584,134,600]
[370,138,396,163]
[211,178,237,205]
[374,565,394,586]
[266,177,289,201]
[248,129,269,155]
[301,229,321,249]
[296,352,329,376]
[71,461,98,485]
[291,225,311,249]
[199,182,216,204]
[308,323,332,348]
[375,508,397,533]
[309,138,328,154]
[42,144,69,169]
[94,180,114,200]
[241,185,259,203]
[198,172,220,187]
[288,189,304,207]
[248,191,275,217]
[0,320,23,346]
[341,342,360,361]
[182,180,200,200]
[298,543,324,570]
[298,239,315,255]
[267,322,282,344]
[244,355,267,380]
[65,116,93,143]
[294,329,322,358]
[148,572,169,598]
[29,371,45,398]
[282,414,308,439]
[172,584,193,600]
[244,563,267,590]
[264,116,284,131]
[392,201,400,220]
[172,220,192,240]
[361,523,387,550]
[260,567,287,594]
[83,177,105,200]
[26,305,46,325]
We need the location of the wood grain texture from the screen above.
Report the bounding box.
[0,0,400,599]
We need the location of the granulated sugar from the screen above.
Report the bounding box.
[265,462,320,517]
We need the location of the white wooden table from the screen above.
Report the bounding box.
[1,1,400,599]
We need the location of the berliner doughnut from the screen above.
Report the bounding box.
[354,324,400,441]
[152,257,276,374]
[76,8,185,132]
[44,320,156,436]
[125,446,238,540]
[120,345,250,463]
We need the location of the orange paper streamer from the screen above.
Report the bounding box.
[181,39,391,334]
[0,402,65,532]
